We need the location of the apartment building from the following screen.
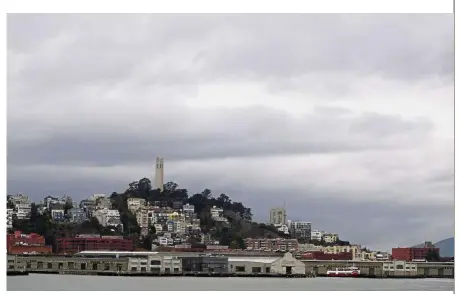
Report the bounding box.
[9,193,30,206]
[322,245,361,260]
[288,221,311,241]
[15,203,32,220]
[68,208,87,223]
[51,209,65,221]
[7,209,14,229]
[183,204,195,215]
[244,238,299,252]
[93,209,122,228]
[269,208,286,225]
[127,198,146,213]
[323,233,339,243]
[95,196,112,210]
[311,230,324,241]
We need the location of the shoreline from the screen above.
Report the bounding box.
[7,271,454,279]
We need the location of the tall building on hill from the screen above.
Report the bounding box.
[269,207,287,225]
[155,157,164,192]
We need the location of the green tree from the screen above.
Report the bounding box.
[425,249,441,262]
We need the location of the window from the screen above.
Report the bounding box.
[235,266,245,272]
[47,263,53,269]
[165,268,171,273]
[92,263,98,271]
[26,262,31,269]
[266,267,271,273]
[174,268,180,273]
[150,260,161,266]
[105,263,110,271]
[151,268,160,273]
[58,262,64,269]
[396,265,404,270]
[252,267,262,273]
[81,263,86,270]
[8,265,14,269]
[131,267,137,272]
[68,262,74,270]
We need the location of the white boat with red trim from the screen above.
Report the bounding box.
[326,265,360,277]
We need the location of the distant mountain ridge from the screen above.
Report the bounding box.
[412,237,454,257]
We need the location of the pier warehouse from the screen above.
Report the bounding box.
[228,253,306,274]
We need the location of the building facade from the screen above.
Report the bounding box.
[244,238,299,252]
[392,245,440,262]
[269,208,286,225]
[322,233,339,243]
[51,209,65,221]
[7,208,14,229]
[68,208,87,223]
[288,221,311,241]
[56,236,134,254]
[311,230,324,241]
[7,231,52,254]
[15,203,32,220]
[228,252,306,275]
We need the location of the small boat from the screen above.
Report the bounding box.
[326,265,360,277]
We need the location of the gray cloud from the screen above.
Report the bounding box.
[7,14,453,251]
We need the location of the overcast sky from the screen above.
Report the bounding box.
[7,14,453,251]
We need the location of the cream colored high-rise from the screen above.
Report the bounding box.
[154,157,164,192]
[269,207,286,225]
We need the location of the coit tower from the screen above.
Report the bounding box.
[154,157,164,192]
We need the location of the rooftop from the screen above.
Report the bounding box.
[76,251,159,256]
[227,256,280,263]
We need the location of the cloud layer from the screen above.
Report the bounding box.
[7,14,454,251]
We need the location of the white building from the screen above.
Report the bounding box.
[297,243,323,252]
[15,203,31,220]
[158,236,174,246]
[127,198,146,213]
[136,208,154,235]
[9,193,30,206]
[228,252,306,275]
[183,204,195,214]
[210,206,228,222]
[154,223,163,233]
[175,220,186,234]
[93,209,122,227]
[269,208,286,225]
[95,196,112,210]
[90,194,107,201]
[323,233,339,243]
[7,209,14,229]
[311,230,324,241]
[154,157,164,192]
[288,221,312,241]
[51,209,65,221]
[274,224,290,235]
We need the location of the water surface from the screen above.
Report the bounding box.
[7,274,454,291]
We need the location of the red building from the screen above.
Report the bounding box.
[56,236,134,254]
[9,245,52,255]
[7,231,52,254]
[300,251,352,260]
[392,242,440,261]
